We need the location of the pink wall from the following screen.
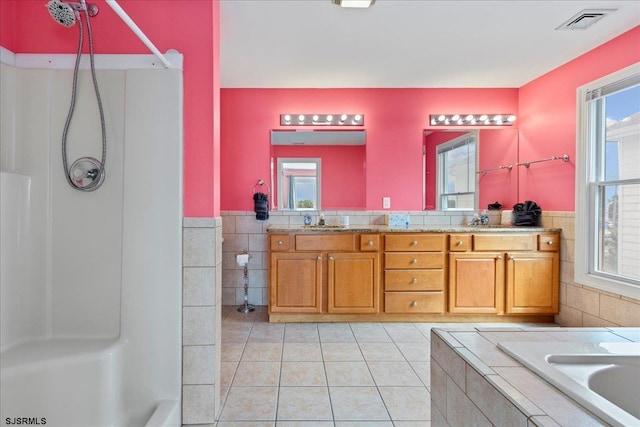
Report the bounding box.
[2,0,218,217]
[518,25,640,211]
[221,88,519,211]
[0,0,16,51]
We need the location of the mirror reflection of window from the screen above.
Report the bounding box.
[277,158,321,210]
[436,132,478,210]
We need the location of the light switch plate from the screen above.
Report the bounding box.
[383,197,391,209]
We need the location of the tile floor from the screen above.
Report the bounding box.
[217,306,553,427]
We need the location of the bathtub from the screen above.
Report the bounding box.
[499,341,640,427]
[0,339,179,427]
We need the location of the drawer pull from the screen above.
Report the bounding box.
[329,256,334,261]
[411,301,418,307]
[510,256,515,261]
[317,256,322,261]
[277,240,283,245]
[547,240,554,245]
[411,258,418,264]
[368,240,374,246]
[497,255,502,260]
[457,241,464,246]
[412,240,418,246]
[411,277,418,284]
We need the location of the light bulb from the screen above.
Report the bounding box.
[493,115,502,122]
[479,115,488,121]
[457,119,464,125]
[438,115,445,122]
[507,115,516,123]
[326,115,333,122]
[465,114,474,122]
[451,114,460,121]
[313,115,319,122]
[298,114,305,123]
[283,114,291,124]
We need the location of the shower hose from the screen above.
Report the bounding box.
[61,6,106,192]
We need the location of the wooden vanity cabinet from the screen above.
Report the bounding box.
[269,233,380,315]
[448,232,560,315]
[449,251,505,314]
[270,252,322,313]
[328,252,380,314]
[383,234,446,314]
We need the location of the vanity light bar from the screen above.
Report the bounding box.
[430,114,516,126]
[280,114,364,126]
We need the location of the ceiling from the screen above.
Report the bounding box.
[220,0,640,88]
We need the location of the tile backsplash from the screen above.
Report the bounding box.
[220,210,640,327]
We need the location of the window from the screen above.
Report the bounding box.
[576,64,640,299]
[277,158,321,210]
[436,132,478,210]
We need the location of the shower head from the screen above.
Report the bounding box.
[46,0,98,27]
[47,0,77,27]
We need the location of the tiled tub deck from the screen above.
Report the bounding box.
[430,327,640,426]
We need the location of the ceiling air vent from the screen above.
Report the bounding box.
[556,9,617,30]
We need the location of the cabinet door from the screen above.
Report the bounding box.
[506,252,559,314]
[270,252,322,313]
[328,252,380,314]
[449,252,505,314]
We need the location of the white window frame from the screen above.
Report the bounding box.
[277,158,321,211]
[436,131,479,211]
[575,62,640,300]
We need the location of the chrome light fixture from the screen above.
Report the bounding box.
[430,114,516,126]
[333,0,376,8]
[281,114,364,126]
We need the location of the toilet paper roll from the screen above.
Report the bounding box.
[236,253,249,266]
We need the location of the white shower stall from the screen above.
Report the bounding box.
[0,49,183,426]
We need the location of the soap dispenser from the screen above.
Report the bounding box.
[318,213,325,226]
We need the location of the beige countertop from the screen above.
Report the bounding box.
[267,225,561,233]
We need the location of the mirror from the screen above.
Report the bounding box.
[271,132,367,211]
[424,128,518,210]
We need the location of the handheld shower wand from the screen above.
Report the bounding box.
[47,0,106,192]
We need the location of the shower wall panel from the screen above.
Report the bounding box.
[49,69,125,338]
[0,64,49,351]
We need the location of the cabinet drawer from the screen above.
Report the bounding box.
[360,234,381,251]
[296,234,355,251]
[270,234,291,251]
[385,292,444,313]
[449,234,471,252]
[473,234,535,251]
[385,253,444,269]
[538,233,560,251]
[385,270,444,291]
[385,234,445,252]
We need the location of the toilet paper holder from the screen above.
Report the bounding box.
[236,252,255,313]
